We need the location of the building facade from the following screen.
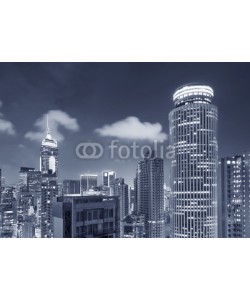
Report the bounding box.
[112,178,129,237]
[53,195,120,238]
[40,116,59,238]
[80,174,98,195]
[136,151,165,238]
[40,116,59,178]
[63,180,80,195]
[220,151,250,238]
[102,171,116,187]
[169,84,218,238]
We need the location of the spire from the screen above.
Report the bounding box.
[46,114,50,135]
[42,113,58,147]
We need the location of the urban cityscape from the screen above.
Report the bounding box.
[0,63,249,238]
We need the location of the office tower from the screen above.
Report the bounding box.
[102,171,116,187]
[80,174,98,194]
[41,176,58,238]
[17,194,36,238]
[133,177,138,214]
[169,84,218,238]
[164,185,171,238]
[129,187,136,214]
[112,178,129,237]
[52,195,120,238]
[40,116,59,238]
[17,169,42,238]
[63,180,80,195]
[0,186,17,238]
[28,170,42,193]
[19,167,35,192]
[135,151,165,238]
[40,115,59,178]
[220,152,250,238]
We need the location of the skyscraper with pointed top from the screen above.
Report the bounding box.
[40,115,59,238]
[40,114,59,179]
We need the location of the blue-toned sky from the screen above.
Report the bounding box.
[0,63,249,185]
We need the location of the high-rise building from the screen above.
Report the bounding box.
[169,84,218,238]
[63,180,80,195]
[17,169,42,238]
[80,174,98,195]
[102,171,116,187]
[135,151,165,238]
[129,187,136,214]
[41,176,58,238]
[112,178,129,237]
[220,151,250,238]
[0,186,17,238]
[19,167,35,192]
[40,116,59,238]
[52,195,120,238]
[40,115,59,178]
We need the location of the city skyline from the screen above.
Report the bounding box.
[1,63,250,185]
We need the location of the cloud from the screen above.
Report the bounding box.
[0,100,16,135]
[95,116,167,142]
[25,110,80,143]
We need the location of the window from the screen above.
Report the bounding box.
[88,211,92,221]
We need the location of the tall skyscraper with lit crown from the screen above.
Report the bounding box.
[40,115,59,238]
[169,84,218,238]
[40,115,59,179]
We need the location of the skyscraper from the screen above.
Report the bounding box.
[102,171,116,187]
[41,176,58,238]
[80,174,98,195]
[40,115,58,178]
[63,180,80,195]
[19,167,35,192]
[40,115,59,238]
[112,178,129,237]
[169,84,218,238]
[135,151,165,238]
[220,151,250,238]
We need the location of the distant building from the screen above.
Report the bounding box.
[41,176,58,238]
[112,178,129,237]
[17,194,36,238]
[63,180,80,195]
[102,171,116,187]
[80,174,98,195]
[129,187,135,215]
[53,195,120,238]
[0,187,17,238]
[123,214,145,238]
[220,152,250,238]
[135,151,165,238]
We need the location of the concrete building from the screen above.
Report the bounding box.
[53,195,120,238]
[135,151,165,238]
[80,174,98,195]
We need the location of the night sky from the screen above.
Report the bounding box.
[0,63,249,185]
